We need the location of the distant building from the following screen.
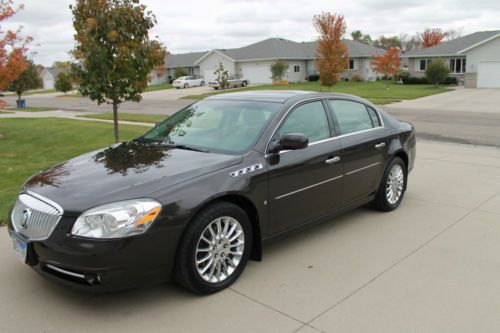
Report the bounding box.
[40,67,70,89]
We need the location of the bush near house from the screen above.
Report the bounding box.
[425,59,450,87]
[174,67,188,78]
[55,72,73,95]
[270,60,289,83]
[308,74,320,81]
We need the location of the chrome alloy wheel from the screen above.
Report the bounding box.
[386,164,404,205]
[195,217,245,283]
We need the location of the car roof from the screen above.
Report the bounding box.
[205,90,372,104]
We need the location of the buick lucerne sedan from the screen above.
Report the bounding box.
[9,91,415,294]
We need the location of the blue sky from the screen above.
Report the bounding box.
[3,0,500,66]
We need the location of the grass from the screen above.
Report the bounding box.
[78,113,168,124]
[0,110,14,114]
[7,107,57,112]
[0,118,149,225]
[145,82,173,92]
[182,80,449,104]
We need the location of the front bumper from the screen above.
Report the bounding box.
[8,215,184,292]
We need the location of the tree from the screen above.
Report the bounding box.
[314,12,349,90]
[71,0,167,143]
[0,1,32,109]
[373,35,401,50]
[55,72,73,95]
[174,67,187,78]
[425,59,450,87]
[400,33,421,52]
[444,28,463,41]
[213,62,228,89]
[52,61,72,68]
[351,30,372,45]
[270,60,289,82]
[421,28,447,48]
[8,60,42,102]
[370,47,401,85]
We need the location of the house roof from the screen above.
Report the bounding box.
[165,38,385,68]
[403,30,500,58]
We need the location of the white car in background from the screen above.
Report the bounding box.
[173,76,205,89]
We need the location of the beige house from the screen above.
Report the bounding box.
[402,30,500,88]
[164,38,385,84]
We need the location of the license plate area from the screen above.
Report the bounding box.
[12,235,28,263]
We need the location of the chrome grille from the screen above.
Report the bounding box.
[11,192,63,241]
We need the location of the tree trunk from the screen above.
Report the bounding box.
[112,100,119,143]
[17,92,22,103]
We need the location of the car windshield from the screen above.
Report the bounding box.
[141,100,281,154]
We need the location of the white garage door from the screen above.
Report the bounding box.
[477,61,500,88]
[203,69,216,83]
[241,65,272,84]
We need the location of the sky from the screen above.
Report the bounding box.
[3,0,500,66]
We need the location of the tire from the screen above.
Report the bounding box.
[200,81,205,86]
[175,201,252,294]
[184,83,188,89]
[373,157,407,211]
[241,81,247,87]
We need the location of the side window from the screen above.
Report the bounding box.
[279,101,330,143]
[328,100,380,135]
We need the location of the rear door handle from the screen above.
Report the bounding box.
[375,142,386,149]
[325,156,341,164]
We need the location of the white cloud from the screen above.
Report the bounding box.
[1,0,499,66]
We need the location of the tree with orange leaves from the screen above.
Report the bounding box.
[421,28,447,48]
[313,12,348,90]
[371,47,401,84]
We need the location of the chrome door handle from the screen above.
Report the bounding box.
[325,156,341,164]
[375,142,386,149]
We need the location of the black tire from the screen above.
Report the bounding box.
[184,83,188,89]
[175,201,252,294]
[241,81,247,87]
[200,81,205,86]
[373,157,407,211]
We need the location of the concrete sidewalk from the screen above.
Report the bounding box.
[1,141,500,332]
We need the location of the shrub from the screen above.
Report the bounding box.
[351,74,363,82]
[443,76,458,85]
[308,74,320,81]
[394,69,409,82]
[425,59,450,87]
[402,76,429,84]
[55,72,72,94]
[270,60,289,82]
[174,67,188,78]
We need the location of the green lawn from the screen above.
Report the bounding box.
[78,113,167,123]
[145,82,173,92]
[7,107,57,112]
[182,81,449,104]
[0,118,149,225]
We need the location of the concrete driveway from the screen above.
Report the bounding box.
[142,85,212,101]
[2,140,500,332]
[387,87,500,113]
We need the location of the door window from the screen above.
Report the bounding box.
[279,101,330,143]
[329,100,381,135]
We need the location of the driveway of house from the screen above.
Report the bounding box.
[1,140,500,333]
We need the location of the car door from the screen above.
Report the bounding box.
[327,99,390,206]
[267,100,343,234]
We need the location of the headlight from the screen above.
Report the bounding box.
[71,199,161,239]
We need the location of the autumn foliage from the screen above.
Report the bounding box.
[314,13,349,89]
[421,28,447,48]
[370,47,401,78]
[0,0,32,108]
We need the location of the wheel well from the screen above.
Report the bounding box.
[210,195,262,261]
[395,151,409,171]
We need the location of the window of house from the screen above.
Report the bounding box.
[328,100,381,135]
[449,58,466,73]
[419,59,427,71]
[348,59,355,70]
[294,65,300,73]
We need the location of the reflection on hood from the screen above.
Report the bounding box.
[93,141,171,176]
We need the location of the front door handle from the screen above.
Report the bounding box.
[375,142,386,149]
[325,156,341,165]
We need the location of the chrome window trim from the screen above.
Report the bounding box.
[275,175,343,200]
[264,97,385,158]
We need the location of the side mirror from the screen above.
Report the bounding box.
[269,133,308,154]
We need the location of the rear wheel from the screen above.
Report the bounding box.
[241,81,247,87]
[184,83,188,89]
[175,201,252,294]
[373,157,407,211]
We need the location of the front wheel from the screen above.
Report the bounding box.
[200,81,205,86]
[175,201,252,294]
[373,157,407,211]
[184,83,188,89]
[241,81,247,87]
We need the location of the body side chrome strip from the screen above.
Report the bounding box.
[345,162,381,175]
[275,175,343,200]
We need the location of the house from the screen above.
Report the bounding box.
[164,38,385,84]
[402,30,500,88]
[40,67,70,89]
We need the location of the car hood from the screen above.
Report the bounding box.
[24,140,242,215]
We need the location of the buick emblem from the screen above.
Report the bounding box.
[20,209,31,229]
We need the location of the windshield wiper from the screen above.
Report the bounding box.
[163,143,210,153]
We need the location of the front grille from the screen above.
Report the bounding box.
[11,192,63,241]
